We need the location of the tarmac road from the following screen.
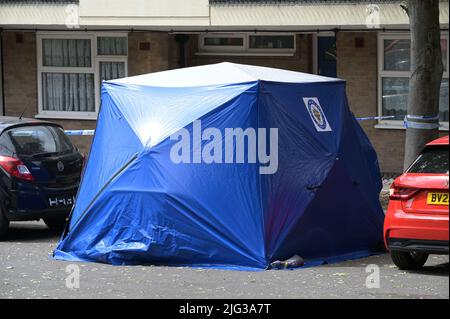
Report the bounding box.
[0,221,448,299]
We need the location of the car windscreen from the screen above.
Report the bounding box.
[6,125,74,157]
[407,147,449,174]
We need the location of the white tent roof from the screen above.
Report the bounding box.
[109,62,342,88]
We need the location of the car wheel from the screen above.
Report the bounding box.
[0,208,10,238]
[390,251,429,270]
[44,217,67,232]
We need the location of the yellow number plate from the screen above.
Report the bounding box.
[427,192,449,205]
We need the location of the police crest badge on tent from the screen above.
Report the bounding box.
[54,62,384,270]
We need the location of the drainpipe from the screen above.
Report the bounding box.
[174,34,190,68]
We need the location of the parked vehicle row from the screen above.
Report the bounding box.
[0,116,448,272]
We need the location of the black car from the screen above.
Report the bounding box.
[0,117,84,237]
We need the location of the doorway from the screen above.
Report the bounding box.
[317,36,337,78]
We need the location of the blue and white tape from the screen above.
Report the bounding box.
[64,130,95,136]
[405,114,440,121]
[403,114,440,130]
[64,114,440,136]
[356,115,396,121]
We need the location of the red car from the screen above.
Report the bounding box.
[384,136,449,270]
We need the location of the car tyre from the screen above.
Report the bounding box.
[44,217,67,232]
[390,251,428,270]
[0,208,9,238]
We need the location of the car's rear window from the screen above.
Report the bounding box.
[5,125,74,157]
[407,147,449,174]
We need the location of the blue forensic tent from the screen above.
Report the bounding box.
[54,62,384,270]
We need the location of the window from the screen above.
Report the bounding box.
[204,36,244,47]
[199,34,245,53]
[378,33,449,130]
[96,36,127,101]
[407,147,449,174]
[0,132,15,157]
[7,126,74,157]
[249,35,294,50]
[37,33,128,120]
[199,33,296,55]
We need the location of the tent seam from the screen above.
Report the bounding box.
[256,80,268,267]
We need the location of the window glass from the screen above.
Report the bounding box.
[408,148,449,174]
[42,39,91,67]
[97,37,128,55]
[42,73,95,112]
[381,77,409,118]
[203,37,244,46]
[249,35,294,49]
[384,39,410,71]
[382,77,449,121]
[7,126,74,157]
[0,133,16,157]
[99,61,126,93]
[384,38,448,72]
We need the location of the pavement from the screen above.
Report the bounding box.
[0,221,448,299]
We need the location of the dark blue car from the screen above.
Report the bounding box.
[0,117,83,237]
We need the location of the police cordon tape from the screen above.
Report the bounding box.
[403,114,441,130]
[356,115,396,121]
[63,115,441,136]
[64,129,95,136]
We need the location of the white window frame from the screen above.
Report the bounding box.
[36,31,128,120]
[95,32,128,110]
[198,33,296,56]
[377,32,449,131]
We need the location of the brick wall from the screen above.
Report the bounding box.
[3,32,37,120]
[188,34,313,73]
[336,32,407,174]
[128,32,178,76]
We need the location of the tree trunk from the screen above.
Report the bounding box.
[404,0,443,170]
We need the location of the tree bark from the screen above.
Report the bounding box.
[404,0,443,170]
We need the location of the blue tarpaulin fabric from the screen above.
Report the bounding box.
[54,62,384,270]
